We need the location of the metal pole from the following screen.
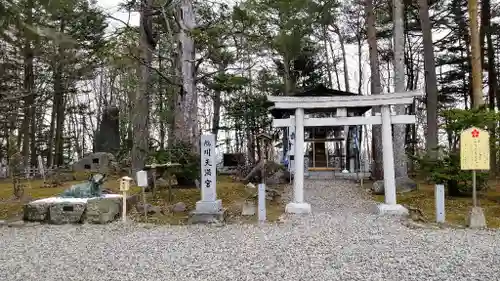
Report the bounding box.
[472,170,477,207]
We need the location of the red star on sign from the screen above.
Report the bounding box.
[471,129,480,138]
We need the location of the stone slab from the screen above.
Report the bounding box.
[188,209,227,224]
[376,203,409,216]
[241,202,256,216]
[23,201,52,222]
[372,177,417,195]
[285,202,311,214]
[195,199,222,214]
[466,206,487,229]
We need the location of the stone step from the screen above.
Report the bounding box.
[305,171,370,180]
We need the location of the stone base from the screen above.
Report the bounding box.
[188,209,227,224]
[23,194,123,224]
[376,203,409,216]
[49,201,87,224]
[466,206,487,228]
[285,202,311,214]
[195,199,222,213]
[86,197,121,224]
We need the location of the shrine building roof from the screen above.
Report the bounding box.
[267,84,371,119]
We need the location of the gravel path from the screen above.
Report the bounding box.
[2,180,500,281]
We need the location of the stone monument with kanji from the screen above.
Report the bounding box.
[189,134,226,224]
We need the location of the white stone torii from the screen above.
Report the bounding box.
[268,90,424,215]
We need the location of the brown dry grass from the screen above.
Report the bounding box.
[0,175,285,224]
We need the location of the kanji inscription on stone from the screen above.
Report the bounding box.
[200,134,217,201]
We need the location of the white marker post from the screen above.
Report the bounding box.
[435,184,445,223]
[258,183,266,222]
[37,155,45,181]
[120,176,133,223]
[136,170,148,220]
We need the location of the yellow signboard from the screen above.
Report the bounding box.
[460,127,490,170]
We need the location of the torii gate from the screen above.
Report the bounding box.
[268,90,424,215]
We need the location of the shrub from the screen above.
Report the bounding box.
[416,151,488,196]
[151,141,200,187]
[415,108,498,196]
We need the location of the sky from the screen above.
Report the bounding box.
[97,0,140,29]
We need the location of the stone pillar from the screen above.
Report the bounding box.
[377,106,408,215]
[190,134,225,223]
[381,106,396,205]
[285,108,311,214]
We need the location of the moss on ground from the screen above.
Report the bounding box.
[0,175,284,224]
[367,179,500,228]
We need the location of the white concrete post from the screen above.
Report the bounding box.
[285,108,311,214]
[381,105,397,205]
[258,183,266,222]
[294,108,305,203]
[435,184,445,223]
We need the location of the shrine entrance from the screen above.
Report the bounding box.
[267,84,423,215]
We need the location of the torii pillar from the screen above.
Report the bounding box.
[285,107,312,214]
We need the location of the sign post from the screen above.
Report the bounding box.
[460,127,489,228]
[119,176,133,223]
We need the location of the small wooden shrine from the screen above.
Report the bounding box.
[269,84,370,172]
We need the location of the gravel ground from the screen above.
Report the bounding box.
[1,180,500,281]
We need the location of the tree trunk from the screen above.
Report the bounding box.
[482,0,497,173]
[211,63,226,142]
[365,0,383,180]
[357,36,363,95]
[334,25,350,92]
[468,0,484,108]
[21,0,34,171]
[174,0,199,152]
[322,25,333,88]
[158,44,166,150]
[417,0,439,159]
[392,0,408,178]
[52,19,66,167]
[131,0,154,175]
[47,93,56,167]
